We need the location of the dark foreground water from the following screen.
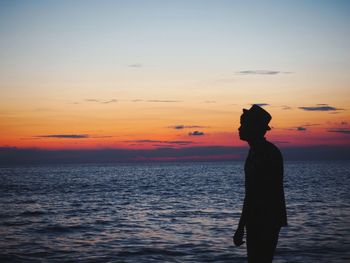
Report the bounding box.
[0,161,349,262]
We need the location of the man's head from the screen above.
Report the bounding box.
[238,104,272,141]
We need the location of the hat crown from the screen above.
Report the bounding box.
[242,104,271,130]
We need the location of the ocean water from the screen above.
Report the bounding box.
[0,161,349,263]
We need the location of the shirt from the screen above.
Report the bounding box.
[244,138,287,227]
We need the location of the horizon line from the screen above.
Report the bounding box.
[1,145,349,165]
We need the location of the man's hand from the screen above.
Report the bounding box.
[233,226,245,246]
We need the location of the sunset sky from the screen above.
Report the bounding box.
[0,0,349,161]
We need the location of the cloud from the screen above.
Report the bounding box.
[131,140,161,143]
[169,125,206,130]
[147,100,181,103]
[85,98,180,104]
[298,105,344,111]
[128,64,143,68]
[35,134,89,139]
[163,140,194,145]
[85,99,118,104]
[288,124,319,131]
[281,105,292,110]
[173,125,185,129]
[304,124,320,127]
[125,139,194,145]
[188,131,205,136]
[167,141,189,145]
[151,144,176,148]
[237,70,291,75]
[203,101,216,103]
[92,135,114,138]
[252,103,269,107]
[341,121,348,125]
[101,99,117,104]
[328,129,350,134]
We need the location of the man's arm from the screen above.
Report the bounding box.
[238,196,247,229]
[233,196,247,246]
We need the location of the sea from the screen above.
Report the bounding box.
[0,161,349,263]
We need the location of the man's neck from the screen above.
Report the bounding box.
[248,137,266,148]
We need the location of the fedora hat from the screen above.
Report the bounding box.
[242,104,271,130]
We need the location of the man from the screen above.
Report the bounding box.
[233,104,287,263]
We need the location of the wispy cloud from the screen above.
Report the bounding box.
[101,99,117,104]
[328,129,350,134]
[158,140,193,145]
[33,134,114,139]
[128,64,143,68]
[302,123,320,127]
[35,134,89,139]
[85,99,118,104]
[169,125,207,130]
[203,100,216,104]
[237,70,291,75]
[129,99,181,103]
[147,100,181,103]
[188,131,205,136]
[125,139,194,145]
[285,123,319,131]
[299,105,344,111]
[281,105,292,110]
[252,103,269,107]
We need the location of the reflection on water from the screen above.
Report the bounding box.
[0,161,349,262]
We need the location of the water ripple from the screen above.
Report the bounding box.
[0,161,349,262]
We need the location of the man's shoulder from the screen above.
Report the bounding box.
[264,140,283,159]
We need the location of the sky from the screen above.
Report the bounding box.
[0,0,349,162]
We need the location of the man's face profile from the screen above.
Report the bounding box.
[239,113,265,141]
[238,114,251,141]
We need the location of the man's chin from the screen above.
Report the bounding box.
[239,135,247,141]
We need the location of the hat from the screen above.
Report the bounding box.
[242,104,271,130]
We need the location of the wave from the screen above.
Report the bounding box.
[20,210,47,217]
[117,247,187,257]
[37,224,91,233]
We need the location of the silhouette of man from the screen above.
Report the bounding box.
[233,104,287,263]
